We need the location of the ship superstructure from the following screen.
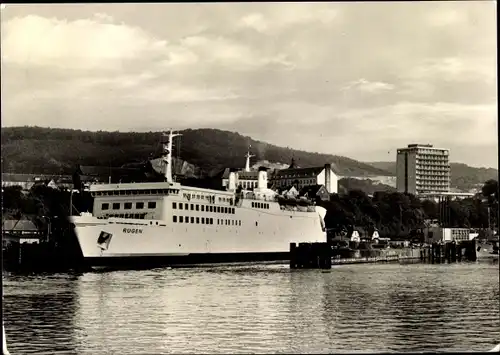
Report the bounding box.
[70,130,327,269]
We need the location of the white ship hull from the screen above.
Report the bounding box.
[70,206,326,269]
[69,129,329,270]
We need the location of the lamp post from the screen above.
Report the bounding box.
[69,189,80,216]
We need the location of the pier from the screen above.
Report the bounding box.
[419,240,478,263]
[290,239,482,269]
[289,242,422,269]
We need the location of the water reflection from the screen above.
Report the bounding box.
[3,273,81,354]
[3,263,499,354]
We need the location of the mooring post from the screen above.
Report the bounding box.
[290,242,297,269]
[324,244,332,269]
[451,242,457,262]
[469,240,477,262]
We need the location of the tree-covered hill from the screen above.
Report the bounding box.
[1,126,392,177]
[367,161,498,192]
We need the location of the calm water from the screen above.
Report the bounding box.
[3,261,499,354]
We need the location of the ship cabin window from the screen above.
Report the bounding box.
[201,205,205,212]
[184,203,188,210]
[173,202,177,209]
[209,206,213,212]
[190,204,194,210]
[173,215,177,223]
[136,202,144,209]
[124,202,132,210]
[179,203,183,210]
[112,203,120,210]
[185,216,189,223]
[196,217,200,224]
[148,202,156,209]
[179,216,184,223]
[217,207,221,213]
[251,202,269,210]
[196,205,200,211]
[102,203,109,210]
[191,217,194,223]
[239,220,241,226]
[201,217,205,224]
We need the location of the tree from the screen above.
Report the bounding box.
[482,179,498,201]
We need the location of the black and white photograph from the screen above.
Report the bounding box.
[1,2,498,354]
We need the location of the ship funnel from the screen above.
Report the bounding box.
[228,172,237,191]
[258,168,268,189]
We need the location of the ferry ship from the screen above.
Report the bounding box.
[70,130,328,269]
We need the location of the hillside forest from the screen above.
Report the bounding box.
[1,126,390,178]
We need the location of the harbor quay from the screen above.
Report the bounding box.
[289,240,482,270]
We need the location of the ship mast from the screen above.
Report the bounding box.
[162,129,182,183]
[244,145,255,172]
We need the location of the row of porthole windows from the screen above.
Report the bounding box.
[173,202,235,214]
[252,202,270,209]
[102,202,156,211]
[172,215,242,226]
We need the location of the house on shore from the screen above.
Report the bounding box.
[2,173,73,191]
[2,219,44,245]
[269,158,339,194]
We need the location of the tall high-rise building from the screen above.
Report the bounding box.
[396,144,450,195]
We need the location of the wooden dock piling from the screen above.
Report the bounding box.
[290,242,297,269]
[289,242,332,269]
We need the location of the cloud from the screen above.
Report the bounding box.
[1,14,169,70]
[178,35,289,69]
[1,12,293,76]
[131,84,241,103]
[341,79,395,93]
[425,8,467,27]
[336,101,497,147]
[406,57,495,83]
[241,13,268,33]
[239,6,339,33]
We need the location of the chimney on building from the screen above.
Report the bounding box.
[324,163,332,193]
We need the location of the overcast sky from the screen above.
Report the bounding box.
[1,2,497,168]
